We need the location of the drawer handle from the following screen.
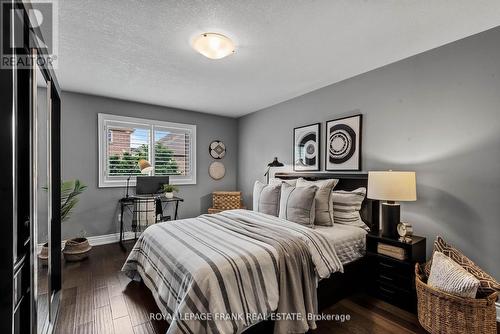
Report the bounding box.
[380,274,393,281]
[380,286,395,294]
[379,262,394,268]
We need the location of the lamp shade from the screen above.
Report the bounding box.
[138,159,154,174]
[367,171,416,201]
[267,157,284,167]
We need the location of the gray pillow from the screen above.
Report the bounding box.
[428,251,480,298]
[296,178,338,226]
[331,187,369,230]
[253,181,281,216]
[278,183,318,227]
[269,178,297,187]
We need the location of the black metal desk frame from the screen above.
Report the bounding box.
[119,195,184,250]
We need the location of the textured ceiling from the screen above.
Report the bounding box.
[56,0,500,117]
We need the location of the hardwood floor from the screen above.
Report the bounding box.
[55,242,429,334]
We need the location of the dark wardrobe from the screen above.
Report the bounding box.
[1,1,62,333]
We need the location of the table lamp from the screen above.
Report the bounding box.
[264,157,284,184]
[367,171,416,238]
[126,159,154,198]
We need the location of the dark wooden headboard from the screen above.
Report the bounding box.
[274,172,380,232]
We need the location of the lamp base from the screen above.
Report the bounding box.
[381,202,400,238]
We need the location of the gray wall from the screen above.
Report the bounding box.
[61,92,238,239]
[238,27,500,279]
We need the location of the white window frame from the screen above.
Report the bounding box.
[98,113,197,187]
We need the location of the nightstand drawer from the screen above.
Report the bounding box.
[373,281,416,311]
[372,254,412,277]
[376,271,414,291]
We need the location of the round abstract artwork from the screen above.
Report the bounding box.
[297,132,317,166]
[209,140,226,159]
[328,123,356,164]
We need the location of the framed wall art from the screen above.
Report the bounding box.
[209,140,226,159]
[293,123,321,171]
[325,114,362,171]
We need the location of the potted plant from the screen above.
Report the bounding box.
[163,184,178,199]
[39,180,88,262]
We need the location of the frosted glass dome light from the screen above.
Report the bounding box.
[192,33,235,60]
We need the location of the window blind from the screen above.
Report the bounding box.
[98,114,196,187]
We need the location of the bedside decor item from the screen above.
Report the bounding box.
[331,187,369,230]
[264,157,284,184]
[163,184,178,199]
[397,222,413,238]
[296,178,338,226]
[253,181,281,216]
[426,236,500,296]
[325,114,362,171]
[209,140,226,159]
[367,171,416,238]
[209,161,226,180]
[278,183,318,227]
[415,263,498,334]
[427,252,480,298]
[377,242,406,260]
[208,191,244,213]
[366,233,426,312]
[293,123,320,171]
[126,159,154,198]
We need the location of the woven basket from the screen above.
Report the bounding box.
[212,191,243,210]
[415,263,498,334]
[63,238,92,262]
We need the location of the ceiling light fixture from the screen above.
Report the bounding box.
[192,33,235,60]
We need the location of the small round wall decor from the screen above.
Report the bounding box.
[209,161,226,180]
[209,140,226,159]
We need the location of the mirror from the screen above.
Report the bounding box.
[34,54,51,334]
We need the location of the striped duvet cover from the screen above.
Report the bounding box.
[122,209,343,334]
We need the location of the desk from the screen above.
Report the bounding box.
[119,195,184,250]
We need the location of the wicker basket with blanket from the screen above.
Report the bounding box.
[415,263,498,334]
[208,191,245,213]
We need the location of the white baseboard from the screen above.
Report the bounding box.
[86,231,136,246]
[496,302,500,322]
[37,232,136,252]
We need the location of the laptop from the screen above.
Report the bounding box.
[135,176,170,195]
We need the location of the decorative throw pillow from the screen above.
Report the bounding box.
[428,251,480,298]
[426,236,500,296]
[278,183,318,227]
[269,178,297,187]
[331,187,369,230]
[296,178,339,226]
[253,181,281,216]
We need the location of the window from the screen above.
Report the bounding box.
[98,113,196,187]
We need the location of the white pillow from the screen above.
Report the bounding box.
[331,187,369,230]
[253,181,281,216]
[296,178,338,226]
[278,183,317,227]
[428,251,480,298]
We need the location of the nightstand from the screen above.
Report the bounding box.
[366,232,426,312]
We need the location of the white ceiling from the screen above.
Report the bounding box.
[56,0,500,117]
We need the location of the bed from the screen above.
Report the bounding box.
[122,173,379,334]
